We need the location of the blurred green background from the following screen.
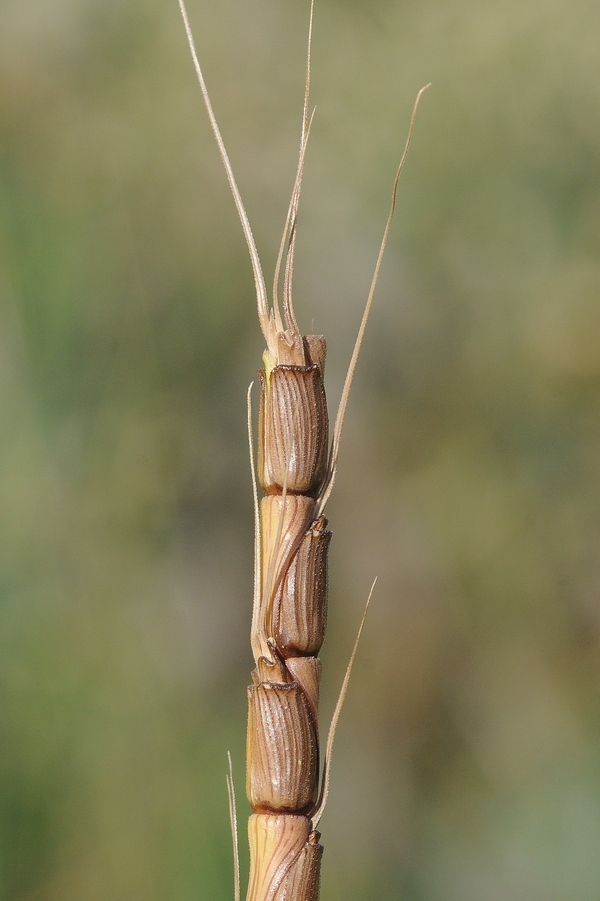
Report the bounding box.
[1,0,600,898]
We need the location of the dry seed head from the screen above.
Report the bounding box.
[226,752,241,901]
[177,3,430,897]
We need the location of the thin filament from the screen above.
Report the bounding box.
[272,111,316,341]
[177,0,272,346]
[312,578,376,828]
[273,0,315,337]
[247,384,264,663]
[282,108,316,335]
[317,83,431,516]
[226,752,240,901]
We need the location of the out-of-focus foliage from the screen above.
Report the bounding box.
[1,0,599,898]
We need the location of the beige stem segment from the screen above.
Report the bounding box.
[247,815,322,901]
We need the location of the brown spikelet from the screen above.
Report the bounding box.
[273,516,330,658]
[258,362,328,496]
[247,682,319,814]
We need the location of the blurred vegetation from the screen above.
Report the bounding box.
[1,0,599,899]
